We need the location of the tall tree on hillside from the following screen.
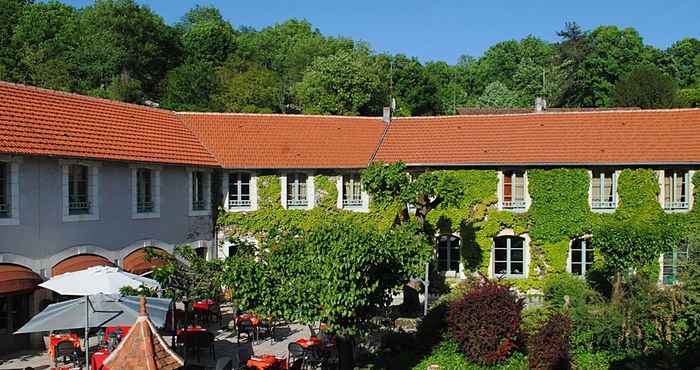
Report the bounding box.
[375,54,440,116]
[178,5,236,66]
[425,58,478,114]
[77,0,179,99]
[576,26,651,107]
[557,21,591,106]
[161,61,219,111]
[478,81,520,108]
[11,1,81,91]
[213,62,283,113]
[665,38,700,88]
[612,64,677,109]
[0,0,31,80]
[294,49,384,116]
[236,20,354,112]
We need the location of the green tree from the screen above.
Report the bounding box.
[425,58,478,115]
[578,26,651,107]
[220,220,431,369]
[11,0,80,91]
[375,54,440,116]
[294,49,384,115]
[77,0,179,97]
[236,19,354,112]
[0,0,31,80]
[664,38,700,88]
[213,64,283,113]
[612,64,677,109]
[178,5,236,65]
[557,21,593,107]
[89,71,143,103]
[478,81,519,108]
[161,61,220,111]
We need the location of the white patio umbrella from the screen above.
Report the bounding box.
[39,265,160,295]
[37,266,161,368]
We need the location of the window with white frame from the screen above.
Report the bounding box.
[591,170,616,210]
[662,240,689,285]
[286,173,308,208]
[493,235,526,277]
[502,171,527,210]
[570,237,594,276]
[192,170,207,211]
[61,161,99,222]
[188,169,211,216]
[342,174,363,208]
[228,173,251,209]
[131,166,160,218]
[0,162,9,219]
[136,168,154,213]
[437,235,461,272]
[68,164,91,215]
[663,170,690,210]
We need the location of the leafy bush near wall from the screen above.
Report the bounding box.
[218,167,700,292]
[447,281,524,365]
[527,312,572,370]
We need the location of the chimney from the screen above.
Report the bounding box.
[383,106,392,124]
[535,97,547,112]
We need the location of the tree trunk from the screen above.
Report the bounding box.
[612,271,623,305]
[336,335,355,370]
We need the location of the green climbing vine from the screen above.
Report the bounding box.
[218,166,699,292]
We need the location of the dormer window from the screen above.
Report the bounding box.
[591,170,617,210]
[501,171,527,211]
[663,170,690,211]
[286,173,308,209]
[342,174,363,208]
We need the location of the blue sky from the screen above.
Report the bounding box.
[60,0,700,64]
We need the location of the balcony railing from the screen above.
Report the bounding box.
[343,198,363,208]
[287,198,308,208]
[664,201,689,210]
[69,199,91,215]
[192,200,206,211]
[228,199,251,208]
[137,201,154,213]
[503,200,526,209]
[591,200,616,209]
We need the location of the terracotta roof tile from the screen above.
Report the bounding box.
[374,110,700,166]
[177,112,386,169]
[0,81,217,166]
[103,298,184,370]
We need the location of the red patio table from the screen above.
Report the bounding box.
[103,326,130,343]
[47,333,82,361]
[246,354,286,370]
[192,299,215,311]
[91,348,111,370]
[295,336,322,349]
[237,313,260,327]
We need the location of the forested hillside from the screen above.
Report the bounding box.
[1,0,699,115]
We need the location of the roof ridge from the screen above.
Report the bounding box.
[392,108,700,120]
[0,80,172,114]
[176,111,383,120]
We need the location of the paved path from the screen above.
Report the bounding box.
[0,305,314,369]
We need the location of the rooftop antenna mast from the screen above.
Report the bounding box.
[389,58,396,111]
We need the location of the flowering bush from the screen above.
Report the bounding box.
[527,312,572,370]
[447,280,524,365]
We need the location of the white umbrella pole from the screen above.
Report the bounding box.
[85,296,90,369]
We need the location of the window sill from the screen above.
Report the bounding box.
[63,213,99,222]
[132,212,160,219]
[189,209,211,217]
[591,207,617,213]
[226,206,256,213]
[0,217,19,226]
[341,205,369,213]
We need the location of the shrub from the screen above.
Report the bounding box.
[447,280,524,365]
[413,339,528,370]
[543,273,597,310]
[527,312,572,370]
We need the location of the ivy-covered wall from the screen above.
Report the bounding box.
[218,169,699,291]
